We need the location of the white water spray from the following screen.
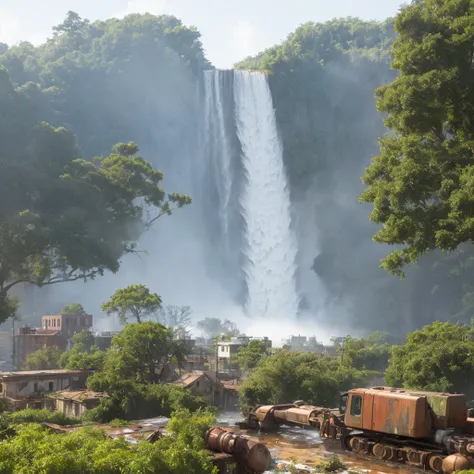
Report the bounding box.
[234,70,300,318]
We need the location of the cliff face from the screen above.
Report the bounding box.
[236,18,474,335]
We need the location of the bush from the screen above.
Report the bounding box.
[7,408,82,425]
[0,410,217,473]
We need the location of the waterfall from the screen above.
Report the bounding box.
[200,69,300,319]
[234,71,300,318]
[202,71,234,250]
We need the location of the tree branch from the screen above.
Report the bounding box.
[145,205,182,229]
[3,279,26,293]
[35,269,101,287]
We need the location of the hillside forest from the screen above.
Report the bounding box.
[1,2,474,336]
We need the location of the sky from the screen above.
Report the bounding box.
[0,0,404,68]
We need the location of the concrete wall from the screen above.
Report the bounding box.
[2,375,73,398]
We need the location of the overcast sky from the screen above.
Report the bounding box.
[0,0,404,68]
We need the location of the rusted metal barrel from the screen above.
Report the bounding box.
[205,427,271,473]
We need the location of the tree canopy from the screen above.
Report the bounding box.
[385,321,474,398]
[196,318,240,339]
[361,0,474,276]
[89,321,181,384]
[233,340,269,372]
[102,285,162,324]
[61,303,85,314]
[24,346,63,371]
[0,65,189,325]
[0,409,217,473]
[238,350,365,409]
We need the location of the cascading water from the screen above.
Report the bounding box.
[234,71,300,318]
[202,71,234,250]
[200,69,301,319]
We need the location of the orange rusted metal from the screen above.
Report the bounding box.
[205,427,271,473]
[273,405,325,427]
[344,387,432,438]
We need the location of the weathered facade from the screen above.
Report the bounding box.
[172,371,239,409]
[13,327,66,369]
[13,312,94,369]
[0,369,91,410]
[42,313,93,339]
[53,390,109,418]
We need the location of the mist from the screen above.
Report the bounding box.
[3,14,469,342]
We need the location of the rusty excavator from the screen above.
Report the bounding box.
[238,386,474,474]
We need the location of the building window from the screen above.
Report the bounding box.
[0,383,3,392]
[350,395,362,417]
[34,383,38,392]
[196,381,200,388]
[57,318,60,327]
[48,382,54,392]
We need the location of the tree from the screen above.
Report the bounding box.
[360,0,474,276]
[238,350,365,409]
[233,340,268,371]
[222,320,240,337]
[90,321,180,384]
[196,318,240,339]
[385,321,474,398]
[0,66,191,325]
[61,303,85,314]
[59,330,105,371]
[24,346,62,370]
[239,350,350,408]
[337,332,393,373]
[52,11,90,36]
[102,285,162,324]
[156,305,192,337]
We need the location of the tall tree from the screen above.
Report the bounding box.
[361,0,474,276]
[90,321,180,383]
[102,285,162,324]
[0,66,190,324]
[156,305,192,337]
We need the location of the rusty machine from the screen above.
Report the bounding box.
[205,428,272,473]
[240,386,474,473]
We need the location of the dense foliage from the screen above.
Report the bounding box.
[0,12,202,326]
[102,285,162,324]
[361,0,474,277]
[0,409,217,474]
[197,318,240,338]
[238,350,367,409]
[385,321,474,398]
[59,330,106,371]
[233,340,269,371]
[24,346,63,370]
[0,62,189,324]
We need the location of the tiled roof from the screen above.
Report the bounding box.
[53,390,109,401]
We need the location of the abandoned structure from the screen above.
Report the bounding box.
[0,369,91,410]
[172,371,238,409]
[216,336,271,373]
[53,390,109,417]
[41,313,93,339]
[13,312,93,369]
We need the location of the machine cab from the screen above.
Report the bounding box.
[342,389,364,429]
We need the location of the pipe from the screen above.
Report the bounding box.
[205,427,271,473]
